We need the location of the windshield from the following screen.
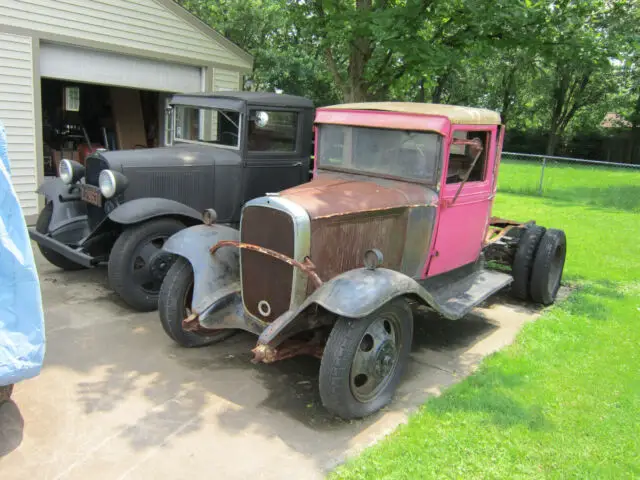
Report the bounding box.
[174,105,240,149]
[317,125,441,183]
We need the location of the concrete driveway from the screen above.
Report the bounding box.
[0,248,543,479]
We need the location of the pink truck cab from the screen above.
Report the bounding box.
[159,102,567,419]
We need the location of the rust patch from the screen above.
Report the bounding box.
[182,313,222,336]
[484,217,528,246]
[278,171,434,220]
[212,240,323,289]
[252,334,325,364]
[239,206,295,322]
[309,208,408,285]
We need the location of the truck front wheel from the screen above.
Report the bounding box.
[108,218,184,311]
[158,257,235,347]
[319,298,413,419]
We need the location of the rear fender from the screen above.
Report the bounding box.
[36,177,88,234]
[162,224,240,315]
[108,198,202,226]
[258,268,442,347]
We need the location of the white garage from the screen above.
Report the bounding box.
[0,0,253,219]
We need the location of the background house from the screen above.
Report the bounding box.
[0,0,253,219]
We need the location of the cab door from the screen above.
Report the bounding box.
[427,126,498,277]
[242,108,309,202]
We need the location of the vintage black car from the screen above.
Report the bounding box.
[29,92,314,311]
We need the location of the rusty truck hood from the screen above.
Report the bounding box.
[278,171,437,219]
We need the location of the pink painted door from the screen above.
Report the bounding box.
[426,126,497,277]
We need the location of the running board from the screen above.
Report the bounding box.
[426,270,513,320]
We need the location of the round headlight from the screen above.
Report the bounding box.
[59,159,73,184]
[99,170,117,198]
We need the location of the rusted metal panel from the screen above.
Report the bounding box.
[212,240,323,288]
[251,332,325,364]
[279,171,436,219]
[401,205,436,278]
[241,206,294,322]
[309,209,408,286]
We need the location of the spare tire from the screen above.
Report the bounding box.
[511,225,546,300]
[530,229,567,305]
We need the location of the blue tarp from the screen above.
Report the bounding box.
[0,120,45,386]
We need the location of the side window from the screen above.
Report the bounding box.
[446,130,489,184]
[248,110,298,152]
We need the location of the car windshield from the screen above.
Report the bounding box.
[173,105,240,149]
[317,125,441,183]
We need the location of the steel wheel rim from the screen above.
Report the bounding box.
[349,312,402,403]
[131,234,170,294]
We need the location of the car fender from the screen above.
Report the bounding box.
[36,177,88,234]
[258,268,445,348]
[162,224,240,315]
[107,197,202,225]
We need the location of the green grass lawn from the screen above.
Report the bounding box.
[331,162,640,479]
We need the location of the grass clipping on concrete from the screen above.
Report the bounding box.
[332,163,640,479]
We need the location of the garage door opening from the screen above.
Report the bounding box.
[41,78,168,177]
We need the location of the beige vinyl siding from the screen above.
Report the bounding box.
[214,68,241,91]
[0,33,37,216]
[0,0,251,70]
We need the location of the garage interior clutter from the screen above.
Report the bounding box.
[42,79,163,177]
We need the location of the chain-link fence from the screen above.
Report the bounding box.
[500,152,640,199]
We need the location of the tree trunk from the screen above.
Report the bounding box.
[546,132,560,156]
[431,72,450,104]
[500,66,517,125]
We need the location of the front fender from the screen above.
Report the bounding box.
[163,224,240,314]
[108,198,202,225]
[36,177,68,201]
[36,178,88,234]
[258,268,441,347]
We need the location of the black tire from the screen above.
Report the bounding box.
[0,384,13,404]
[108,218,185,311]
[511,225,546,300]
[35,203,85,271]
[159,257,236,347]
[319,298,413,419]
[530,229,567,305]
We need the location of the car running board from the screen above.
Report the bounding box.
[425,269,513,320]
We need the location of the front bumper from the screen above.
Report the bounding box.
[28,228,95,268]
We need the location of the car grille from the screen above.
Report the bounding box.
[84,154,108,228]
[241,205,294,322]
[85,155,109,186]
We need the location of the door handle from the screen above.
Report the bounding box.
[293,162,302,167]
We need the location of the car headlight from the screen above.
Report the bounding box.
[59,159,85,184]
[98,169,128,199]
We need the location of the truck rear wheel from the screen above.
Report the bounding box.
[511,225,546,301]
[35,203,85,271]
[319,298,413,419]
[530,229,566,305]
[108,218,184,311]
[159,257,235,347]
